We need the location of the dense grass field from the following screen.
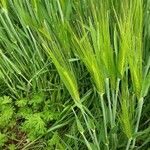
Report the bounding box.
[0,0,150,149]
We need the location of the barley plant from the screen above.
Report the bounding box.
[0,0,149,149]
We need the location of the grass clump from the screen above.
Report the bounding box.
[0,0,149,149]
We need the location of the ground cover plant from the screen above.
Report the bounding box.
[0,0,150,149]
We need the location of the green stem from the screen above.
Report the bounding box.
[82,111,96,145]
[113,78,120,124]
[106,78,117,148]
[82,133,93,150]
[105,78,113,128]
[131,97,144,149]
[93,130,101,150]
[99,94,109,150]
[126,138,132,150]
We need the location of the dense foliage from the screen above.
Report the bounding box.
[0,0,150,149]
